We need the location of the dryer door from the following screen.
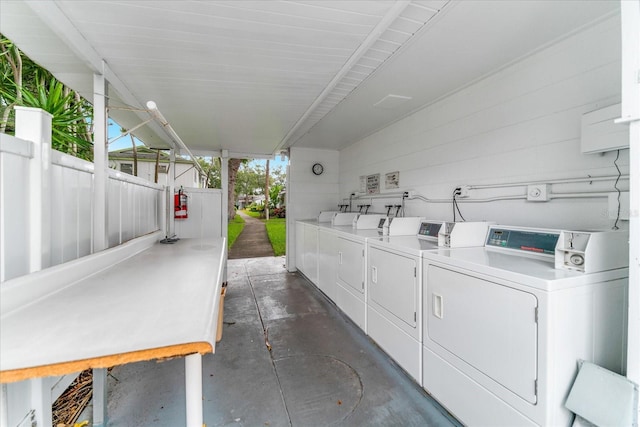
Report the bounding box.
[369,246,418,328]
[337,237,364,294]
[426,265,538,404]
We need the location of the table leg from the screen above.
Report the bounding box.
[93,368,108,427]
[31,377,52,427]
[185,353,203,427]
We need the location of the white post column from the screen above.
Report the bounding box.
[92,72,109,427]
[170,148,176,237]
[92,368,107,427]
[93,72,108,252]
[221,151,229,283]
[184,353,203,427]
[620,0,640,401]
[15,106,52,273]
[221,150,229,241]
[30,378,52,427]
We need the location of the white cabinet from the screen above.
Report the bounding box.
[317,228,338,302]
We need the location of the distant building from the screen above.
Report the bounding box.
[109,147,204,188]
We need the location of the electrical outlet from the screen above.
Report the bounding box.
[527,184,550,202]
[458,185,470,198]
[407,190,416,199]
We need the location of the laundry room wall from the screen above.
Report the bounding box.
[339,15,629,231]
[286,146,340,270]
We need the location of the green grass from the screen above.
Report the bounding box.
[227,214,245,249]
[242,209,262,219]
[264,218,286,256]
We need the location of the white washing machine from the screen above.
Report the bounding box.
[421,226,629,427]
[367,220,492,383]
[332,225,383,331]
[299,214,386,318]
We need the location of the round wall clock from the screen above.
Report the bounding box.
[312,163,324,175]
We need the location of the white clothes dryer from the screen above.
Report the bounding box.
[421,226,629,427]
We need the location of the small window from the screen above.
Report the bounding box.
[158,165,168,174]
[120,163,133,175]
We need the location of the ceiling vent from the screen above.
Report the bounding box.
[373,94,413,109]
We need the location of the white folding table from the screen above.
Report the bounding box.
[1,237,227,427]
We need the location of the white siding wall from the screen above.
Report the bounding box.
[340,16,628,231]
[287,147,339,270]
[174,188,223,239]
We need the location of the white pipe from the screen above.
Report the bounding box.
[347,191,406,200]
[146,101,207,179]
[276,0,411,151]
[468,174,629,190]
[549,192,611,199]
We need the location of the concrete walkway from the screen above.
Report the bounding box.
[228,210,275,259]
[103,257,460,426]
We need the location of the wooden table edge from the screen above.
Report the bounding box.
[0,341,213,383]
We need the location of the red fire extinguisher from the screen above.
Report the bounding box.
[174,187,188,219]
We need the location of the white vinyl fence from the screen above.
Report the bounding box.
[0,112,164,283]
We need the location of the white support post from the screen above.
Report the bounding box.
[30,378,52,427]
[221,151,229,283]
[170,148,176,237]
[93,72,108,252]
[92,368,107,427]
[184,354,203,427]
[221,150,229,241]
[15,107,52,273]
[620,1,640,422]
[1,384,8,427]
[621,0,640,373]
[285,160,292,271]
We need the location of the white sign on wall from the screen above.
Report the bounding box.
[385,171,399,189]
[367,174,380,194]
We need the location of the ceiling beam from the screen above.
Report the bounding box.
[23,0,175,148]
[274,0,411,153]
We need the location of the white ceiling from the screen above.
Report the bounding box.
[0,0,619,157]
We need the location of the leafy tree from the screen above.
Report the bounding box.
[1,34,93,160]
[236,162,266,197]
[269,184,283,210]
[228,158,247,220]
[197,157,221,188]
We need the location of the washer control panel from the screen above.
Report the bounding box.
[486,228,559,256]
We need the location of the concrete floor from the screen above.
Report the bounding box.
[103,257,460,426]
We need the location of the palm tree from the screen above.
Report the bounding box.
[1,34,93,160]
